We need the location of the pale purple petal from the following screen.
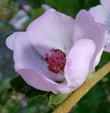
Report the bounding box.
[94,49,103,67]
[89,1,110,53]
[89,5,109,24]
[8,32,73,94]
[42,4,51,11]
[100,0,110,13]
[12,32,65,82]
[27,9,74,57]
[6,32,21,50]
[65,39,96,88]
[73,10,106,69]
[105,46,110,52]
[89,4,110,34]
[104,33,110,52]
[73,10,106,53]
[18,68,73,94]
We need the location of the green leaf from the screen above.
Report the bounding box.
[45,0,100,16]
[84,0,100,9]
[45,0,80,16]
[28,7,45,19]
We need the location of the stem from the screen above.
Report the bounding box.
[53,62,110,113]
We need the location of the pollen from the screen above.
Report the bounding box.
[45,48,66,74]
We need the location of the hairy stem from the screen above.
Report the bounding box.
[53,62,110,113]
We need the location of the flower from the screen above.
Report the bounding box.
[89,0,110,52]
[6,9,106,94]
[42,4,51,11]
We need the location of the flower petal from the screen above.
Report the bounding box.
[12,32,65,82]
[89,4,110,34]
[93,49,103,67]
[6,32,21,50]
[65,39,96,88]
[104,33,110,52]
[89,5,109,24]
[73,10,106,53]
[100,0,110,13]
[105,46,110,52]
[18,68,73,94]
[73,10,106,68]
[8,32,73,94]
[27,9,74,57]
[42,4,51,11]
[89,2,110,53]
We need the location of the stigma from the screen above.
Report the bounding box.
[45,48,66,74]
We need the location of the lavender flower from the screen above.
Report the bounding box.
[6,9,106,94]
[89,0,110,52]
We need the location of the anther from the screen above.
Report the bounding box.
[45,48,66,74]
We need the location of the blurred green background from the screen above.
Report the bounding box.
[0,0,110,113]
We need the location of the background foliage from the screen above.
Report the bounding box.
[0,0,110,113]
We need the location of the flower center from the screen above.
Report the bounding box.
[45,48,66,74]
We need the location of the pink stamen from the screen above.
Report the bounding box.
[45,48,66,74]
